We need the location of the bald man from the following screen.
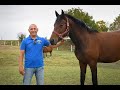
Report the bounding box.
[18,24,64,85]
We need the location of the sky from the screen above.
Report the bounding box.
[0,5,120,40]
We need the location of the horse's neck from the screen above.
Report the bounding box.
[68,18,90,50]
[69,26,88,50]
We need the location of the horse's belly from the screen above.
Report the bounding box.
[98,55,120,63]
[98,44,120,63]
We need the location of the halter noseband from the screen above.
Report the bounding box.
[53,17,70,39]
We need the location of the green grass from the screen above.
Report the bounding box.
[0,45,120,85]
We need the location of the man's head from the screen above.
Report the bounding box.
[28,24,38,37]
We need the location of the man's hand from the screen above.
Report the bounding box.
[51,39,65,48]
[18,50,25,76]
[60,39,65,45]
[19,66,25,76]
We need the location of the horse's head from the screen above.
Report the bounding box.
[50,10,69,45]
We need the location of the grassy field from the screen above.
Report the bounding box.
[0,45,120,85]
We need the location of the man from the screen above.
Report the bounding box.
[18,24,64,85]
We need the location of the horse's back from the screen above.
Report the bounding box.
[97,30,120,45]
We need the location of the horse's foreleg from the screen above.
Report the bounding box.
[89,62,98,85]
[79,61,87,85]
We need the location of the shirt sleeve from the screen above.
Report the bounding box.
[20,39,26,50]
[44,38,51,46]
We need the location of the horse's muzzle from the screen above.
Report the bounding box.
[49,39,55,45]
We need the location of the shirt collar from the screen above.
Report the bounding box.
[28,35,39,40]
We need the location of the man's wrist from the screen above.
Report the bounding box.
[19,64,23,67]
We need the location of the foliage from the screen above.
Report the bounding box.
[66,7,109,32]
[109,14,120,31]
[96,20,109,32]
[17,32,26,44]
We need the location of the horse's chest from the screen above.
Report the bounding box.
[74,49,87,62]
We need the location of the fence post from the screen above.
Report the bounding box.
[11,41,12,46]
[18,41,19,46]
[4,41,5,45]
[71,45,73,52]
[57,47,59,50]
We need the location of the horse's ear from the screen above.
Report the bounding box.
[61,10,64,15]
[55,10,59,17]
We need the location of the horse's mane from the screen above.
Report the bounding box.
[65,14,99,33]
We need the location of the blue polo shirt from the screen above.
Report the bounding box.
[20,35,50,68]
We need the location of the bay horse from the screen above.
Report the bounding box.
[49,10,120,85]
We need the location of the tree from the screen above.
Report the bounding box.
[66,7,109,32]
[17,32,26,44]
[109,14,120,31]
[66,8,98,31]
[96,20,108,32]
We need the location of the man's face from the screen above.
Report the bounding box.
[28,24,38,36]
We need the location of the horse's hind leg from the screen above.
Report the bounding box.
[89,62,98,85]
[79,61,87,85]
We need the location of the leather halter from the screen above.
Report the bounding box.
[53,17,70,39]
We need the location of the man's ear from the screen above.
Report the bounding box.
[36,28,38,32]
[28,29,30,32]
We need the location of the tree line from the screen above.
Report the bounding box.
[17,7,120,42]
[66,7,120,32]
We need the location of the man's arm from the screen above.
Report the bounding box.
[18,50,25,75]
[50,40,65,48]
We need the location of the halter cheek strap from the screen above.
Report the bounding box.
[53,17,70,39]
